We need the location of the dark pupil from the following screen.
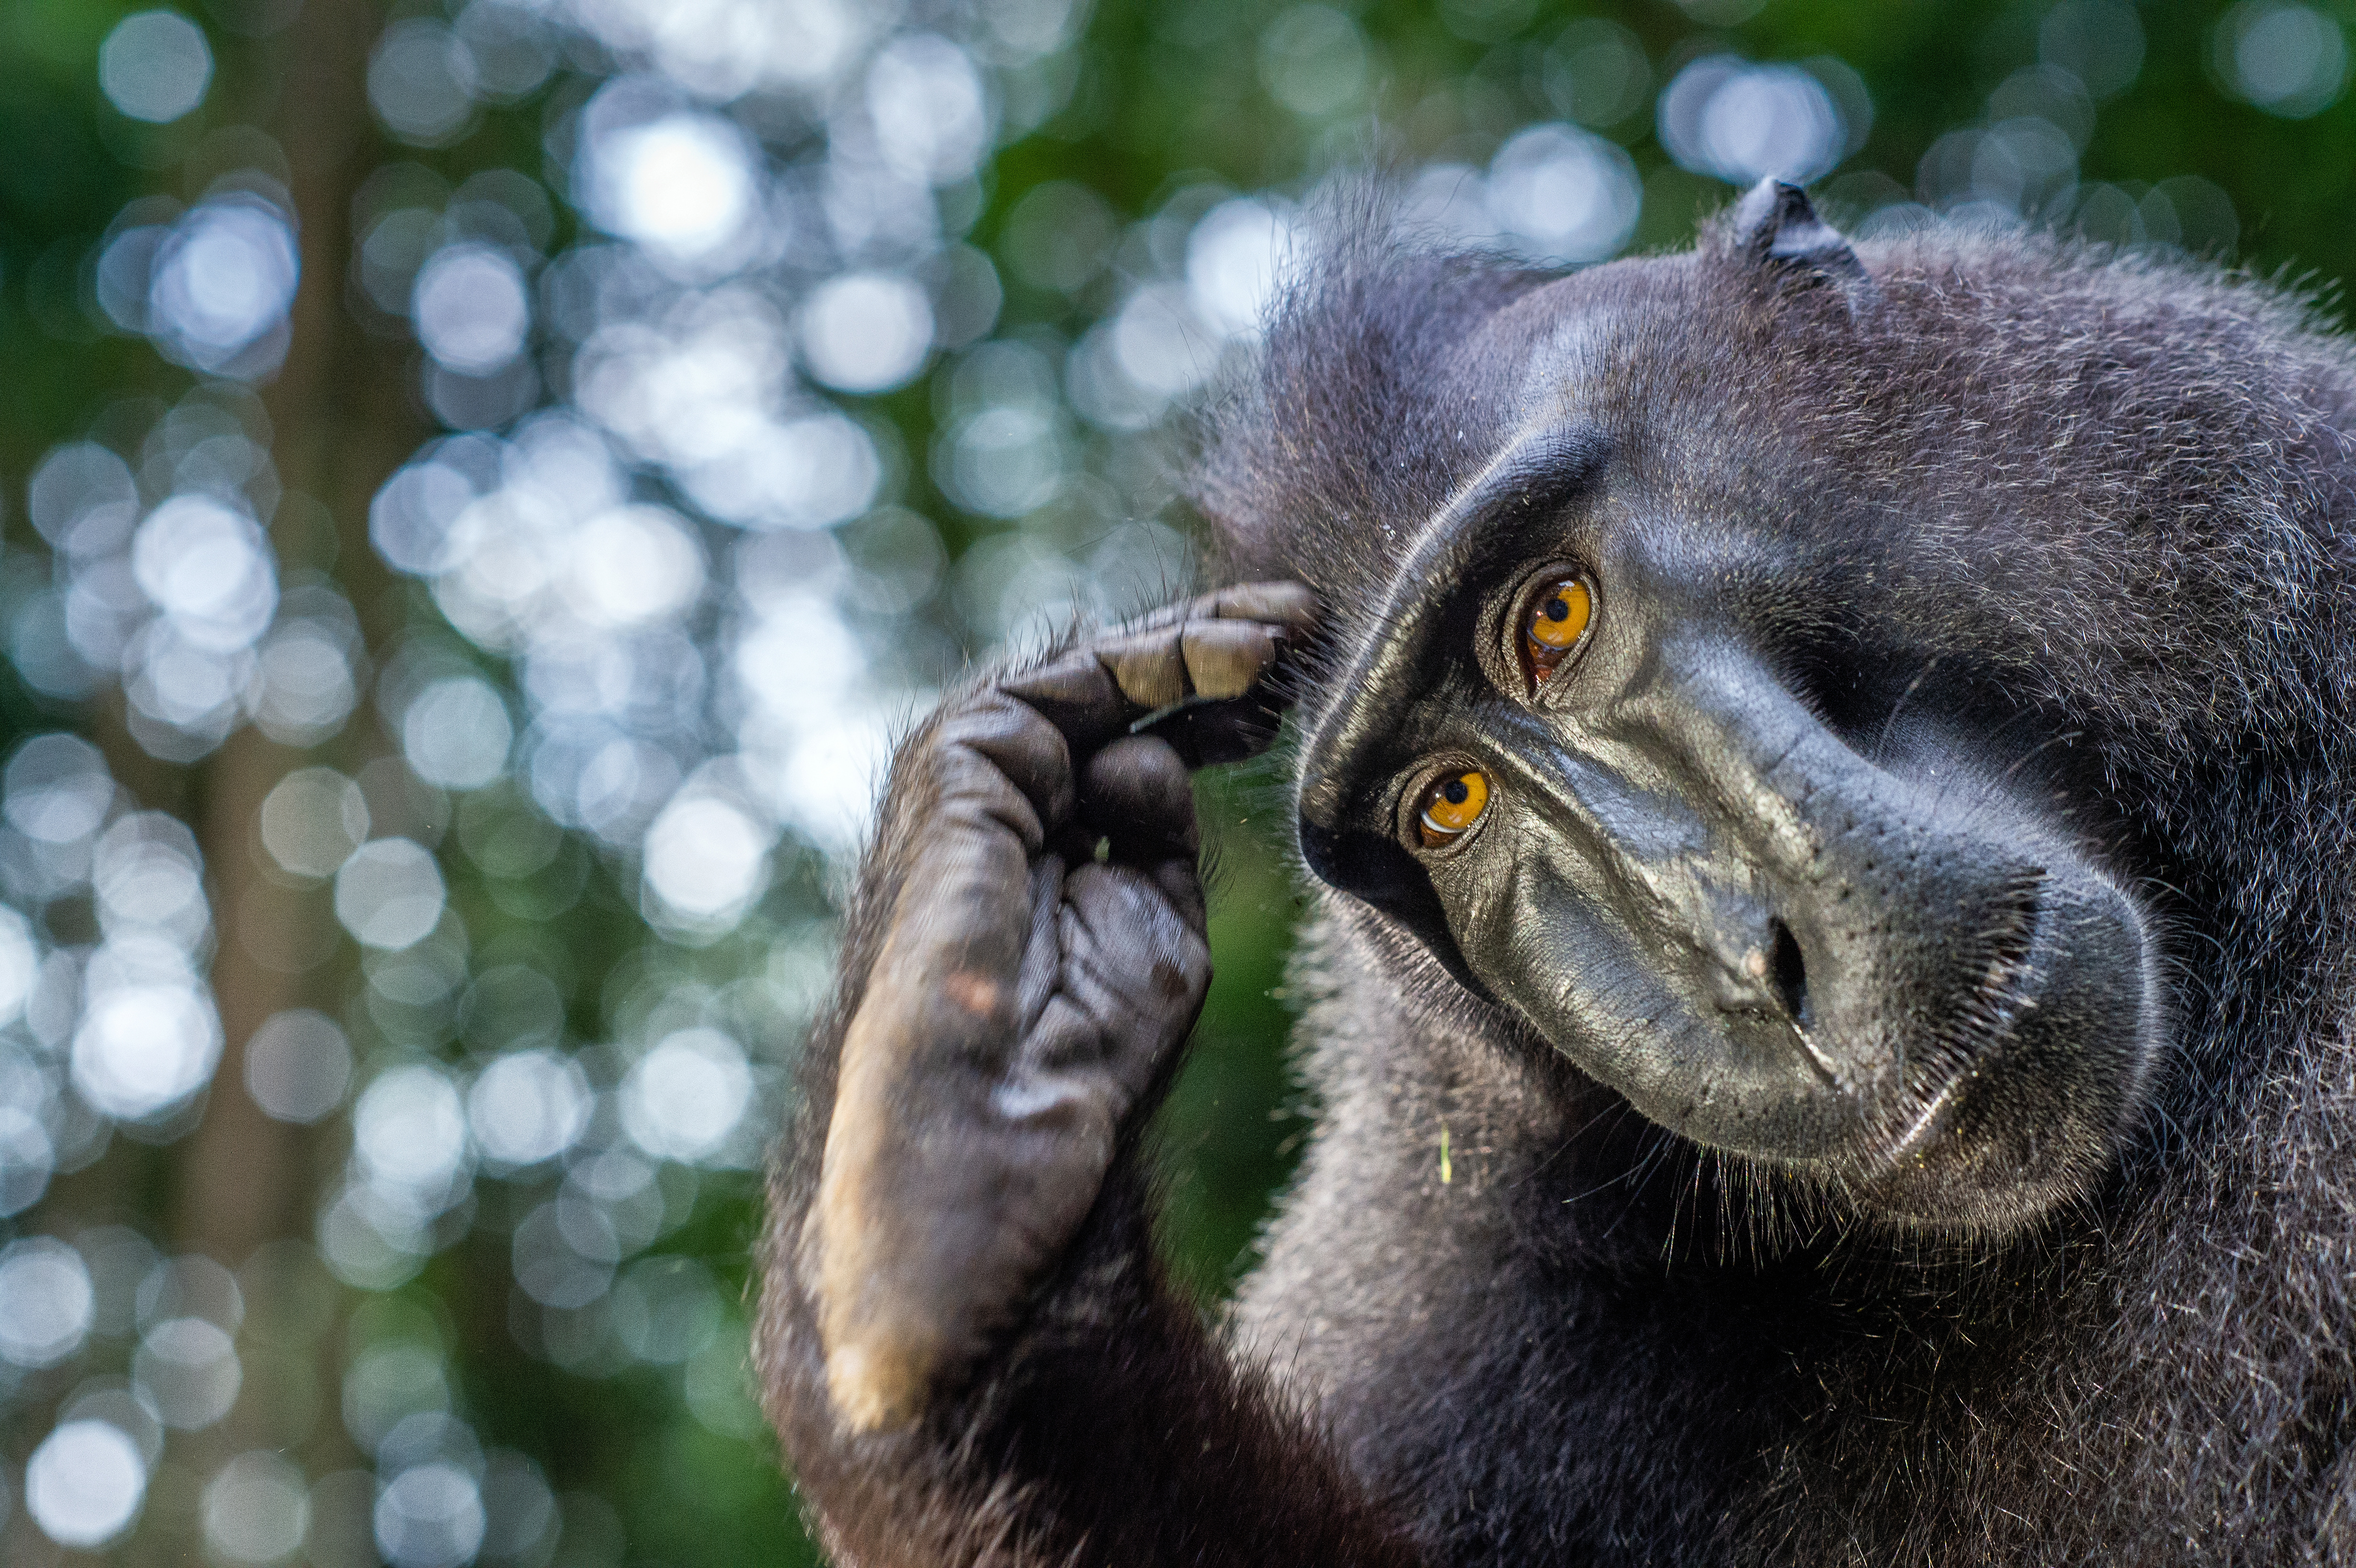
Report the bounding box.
[1441,779,1469,805]
[1542,595,1570,622]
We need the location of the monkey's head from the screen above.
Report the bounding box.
[1200,181,2356,1236]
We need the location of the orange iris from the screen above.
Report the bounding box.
[1417,769,1490,849]
[1522,576,1593,686]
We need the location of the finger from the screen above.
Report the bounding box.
[1097,625,1189,711]
[1001,649,1127,751]
[813,848,1209,1433]
[933,696,1074,843]
[1040,859,1211,1103]
[812,770,1043,1430]
[1180,619,1280,701]
[999,582,1321,760]
[1207,579,1320,636]
[1101,581,1318,711]
[1093,613,1287,711]
[1079,735,1200,860]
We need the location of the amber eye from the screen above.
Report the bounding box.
[1416,768,1490,849]
[1520,574,1594,688]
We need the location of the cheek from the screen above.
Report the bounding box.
[1860,867,2163,1230]
[1426,817,1539,962]
[1429,837,1682,1078]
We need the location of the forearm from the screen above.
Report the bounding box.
[759,1160,1417,1567]
[747,586,1419,1565]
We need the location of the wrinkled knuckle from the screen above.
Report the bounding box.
[1001,649,1118,726]
[938,694,1063,771]
[1082,733,1191,801]
[935,696,1073,824]
[918,743,1049,852]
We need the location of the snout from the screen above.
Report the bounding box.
[1492,638,2133,1176]
[1288,579,2159,1233]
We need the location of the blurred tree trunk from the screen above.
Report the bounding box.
[173,0,420,1270]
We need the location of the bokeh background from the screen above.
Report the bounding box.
[0,0,2348,1562]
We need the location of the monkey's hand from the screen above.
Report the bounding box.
[798,581,1317,1435]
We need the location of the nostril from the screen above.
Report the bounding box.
[1768,918,1810,1029]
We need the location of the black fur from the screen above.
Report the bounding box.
[1210,195,2356,1560]
[760,189,2356,1564]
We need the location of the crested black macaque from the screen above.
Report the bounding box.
[754,180,2356,1565]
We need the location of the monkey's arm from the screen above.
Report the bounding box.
[753,584,1422,1567]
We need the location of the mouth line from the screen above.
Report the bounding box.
[1876,874,2053,1167]
[1509,869,2071,1171]
[1787,1016,1843,1090]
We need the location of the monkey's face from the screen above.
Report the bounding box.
[1293,421,2164,1237]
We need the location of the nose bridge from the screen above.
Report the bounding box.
[1637,629,2049,1037]
[1666,635,1847,849]
[1487,708,1710,871]
[1641,630,2019,886]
